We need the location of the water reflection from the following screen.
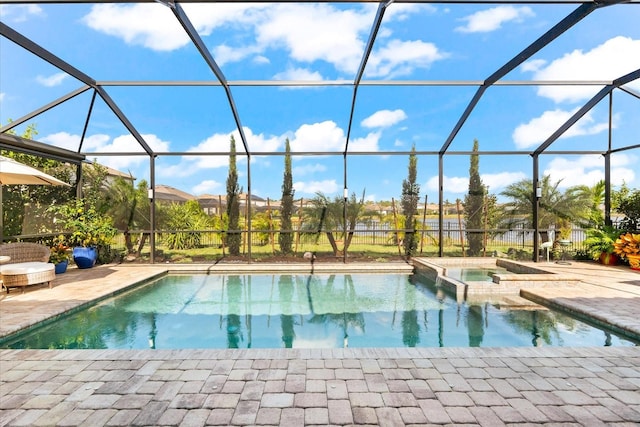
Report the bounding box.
[2,273,638,350]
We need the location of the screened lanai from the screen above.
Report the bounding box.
[1,0,639,263]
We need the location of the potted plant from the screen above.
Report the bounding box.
[50,199,117,269]
[613,232,640,271]
[49,235,70,274]
[583,225,622,265]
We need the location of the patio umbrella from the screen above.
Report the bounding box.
[0,155,70,242]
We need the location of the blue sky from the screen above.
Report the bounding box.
[1,1,639,203]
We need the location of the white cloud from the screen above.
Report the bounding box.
[41,131,170,170]
[481,171,527,191]
[456,6,534,33]
[425,175,468,193]
[82,3,270,51]
[0,93,5,103]
[81,3,440,78]
[366,39,447,78]
[82,4,188,51]
[36,73,68,87]
[0,4,43,22]
[213,44,262,66]
[257,4,373,74]
[290,121,345,152]
[192,180,222,195]
[294,179,339,195]
[522,36,640,103]
[293,163,326,176]
[349,132,381,152]
[543,154,636,188]
[512,109,613,149]
[385,3,437,21]
[273,67,324,81]
[160,127,283,178]
[361,109,407,128]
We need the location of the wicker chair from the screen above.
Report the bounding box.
[0,243,55,293]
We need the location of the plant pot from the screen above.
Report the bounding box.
[73,247,98,269]
[627,254,640,271]
[54,260,68,274]
[599,252,619,266]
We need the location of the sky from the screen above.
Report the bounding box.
[1,1,639,204]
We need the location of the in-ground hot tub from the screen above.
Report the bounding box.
[413,257,582,299]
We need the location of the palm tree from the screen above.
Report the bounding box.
[300,191,366,256]
[500,175,590,243]
[106,177,150,254]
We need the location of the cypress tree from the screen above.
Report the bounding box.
[464,139,485,256]
[401,145,420,257]
[226,135,241,255]
[279,138,294,254]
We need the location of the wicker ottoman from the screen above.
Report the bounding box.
[0,262,55,293]
[0,243,55,294]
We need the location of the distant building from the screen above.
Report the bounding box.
[154,185,197,203]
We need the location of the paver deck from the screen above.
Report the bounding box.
[1,259,639,426]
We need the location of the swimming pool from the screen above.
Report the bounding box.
[1,273,637,349]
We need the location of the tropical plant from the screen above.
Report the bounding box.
[500,175,591,244]
[301,190,366,256]
[163,200,211,250]
[612,184,640,232]
[105,177,150,255]
[583,225,623,262]
[50,198,117,248]
[49,235,70,264]
[613,232,640,260]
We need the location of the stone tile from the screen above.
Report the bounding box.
[349,392,384,407]
[469,406,506,427]
[203,393,240,408]
[508,397,549,423]
[280,407,304,426]
[169,393,207,409]
[417,399,451,424]
[435,391,474,407]
[327,399,353,425]
[105,409,140,426]
[231,400,259,425]
[468,391,508,406]
[241,381,266,401]
[180,409,210,427]
[327,380,348,400]
[131,401,168,426]
[381,392,418,407]
[156,408,187,426]
[375,407,404,426]
[294,392,327,408]
[352,407,378,425]
[205,408,234,426]
[552,390,599,405]
[304,407,328,425]
[260,393,294,408]
[446,406,476,424]
[79,409,118,427]
[255,407,281,425]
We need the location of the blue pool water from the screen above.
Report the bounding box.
[445,267,509,282]
[1,273,637,349]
